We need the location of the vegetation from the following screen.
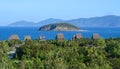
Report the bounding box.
[39,23,80,31]
[0,38,120,69]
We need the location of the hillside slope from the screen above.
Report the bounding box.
[39,23,80,31]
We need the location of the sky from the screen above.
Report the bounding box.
[0,0,120,26]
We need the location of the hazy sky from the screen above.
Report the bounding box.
[0,0,120,26]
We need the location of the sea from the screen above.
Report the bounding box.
[0,27,120,40]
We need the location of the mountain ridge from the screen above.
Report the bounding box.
[9,20,36,27]
[8,15,120,27]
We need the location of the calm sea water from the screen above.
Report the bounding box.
[0,27,120,40]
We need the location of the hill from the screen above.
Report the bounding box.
[66,15,120,27]
[39,23,80,31]
[8,15,120,27]
[37,18,64,26]
[8,21,36,27]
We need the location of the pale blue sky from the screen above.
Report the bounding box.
[0,0,120,26]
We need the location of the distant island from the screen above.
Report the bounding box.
[39,23,80,31]
[8,15,120,27]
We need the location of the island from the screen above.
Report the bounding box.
[39,23,80,31]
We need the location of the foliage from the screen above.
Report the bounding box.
[0,38,120,69]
